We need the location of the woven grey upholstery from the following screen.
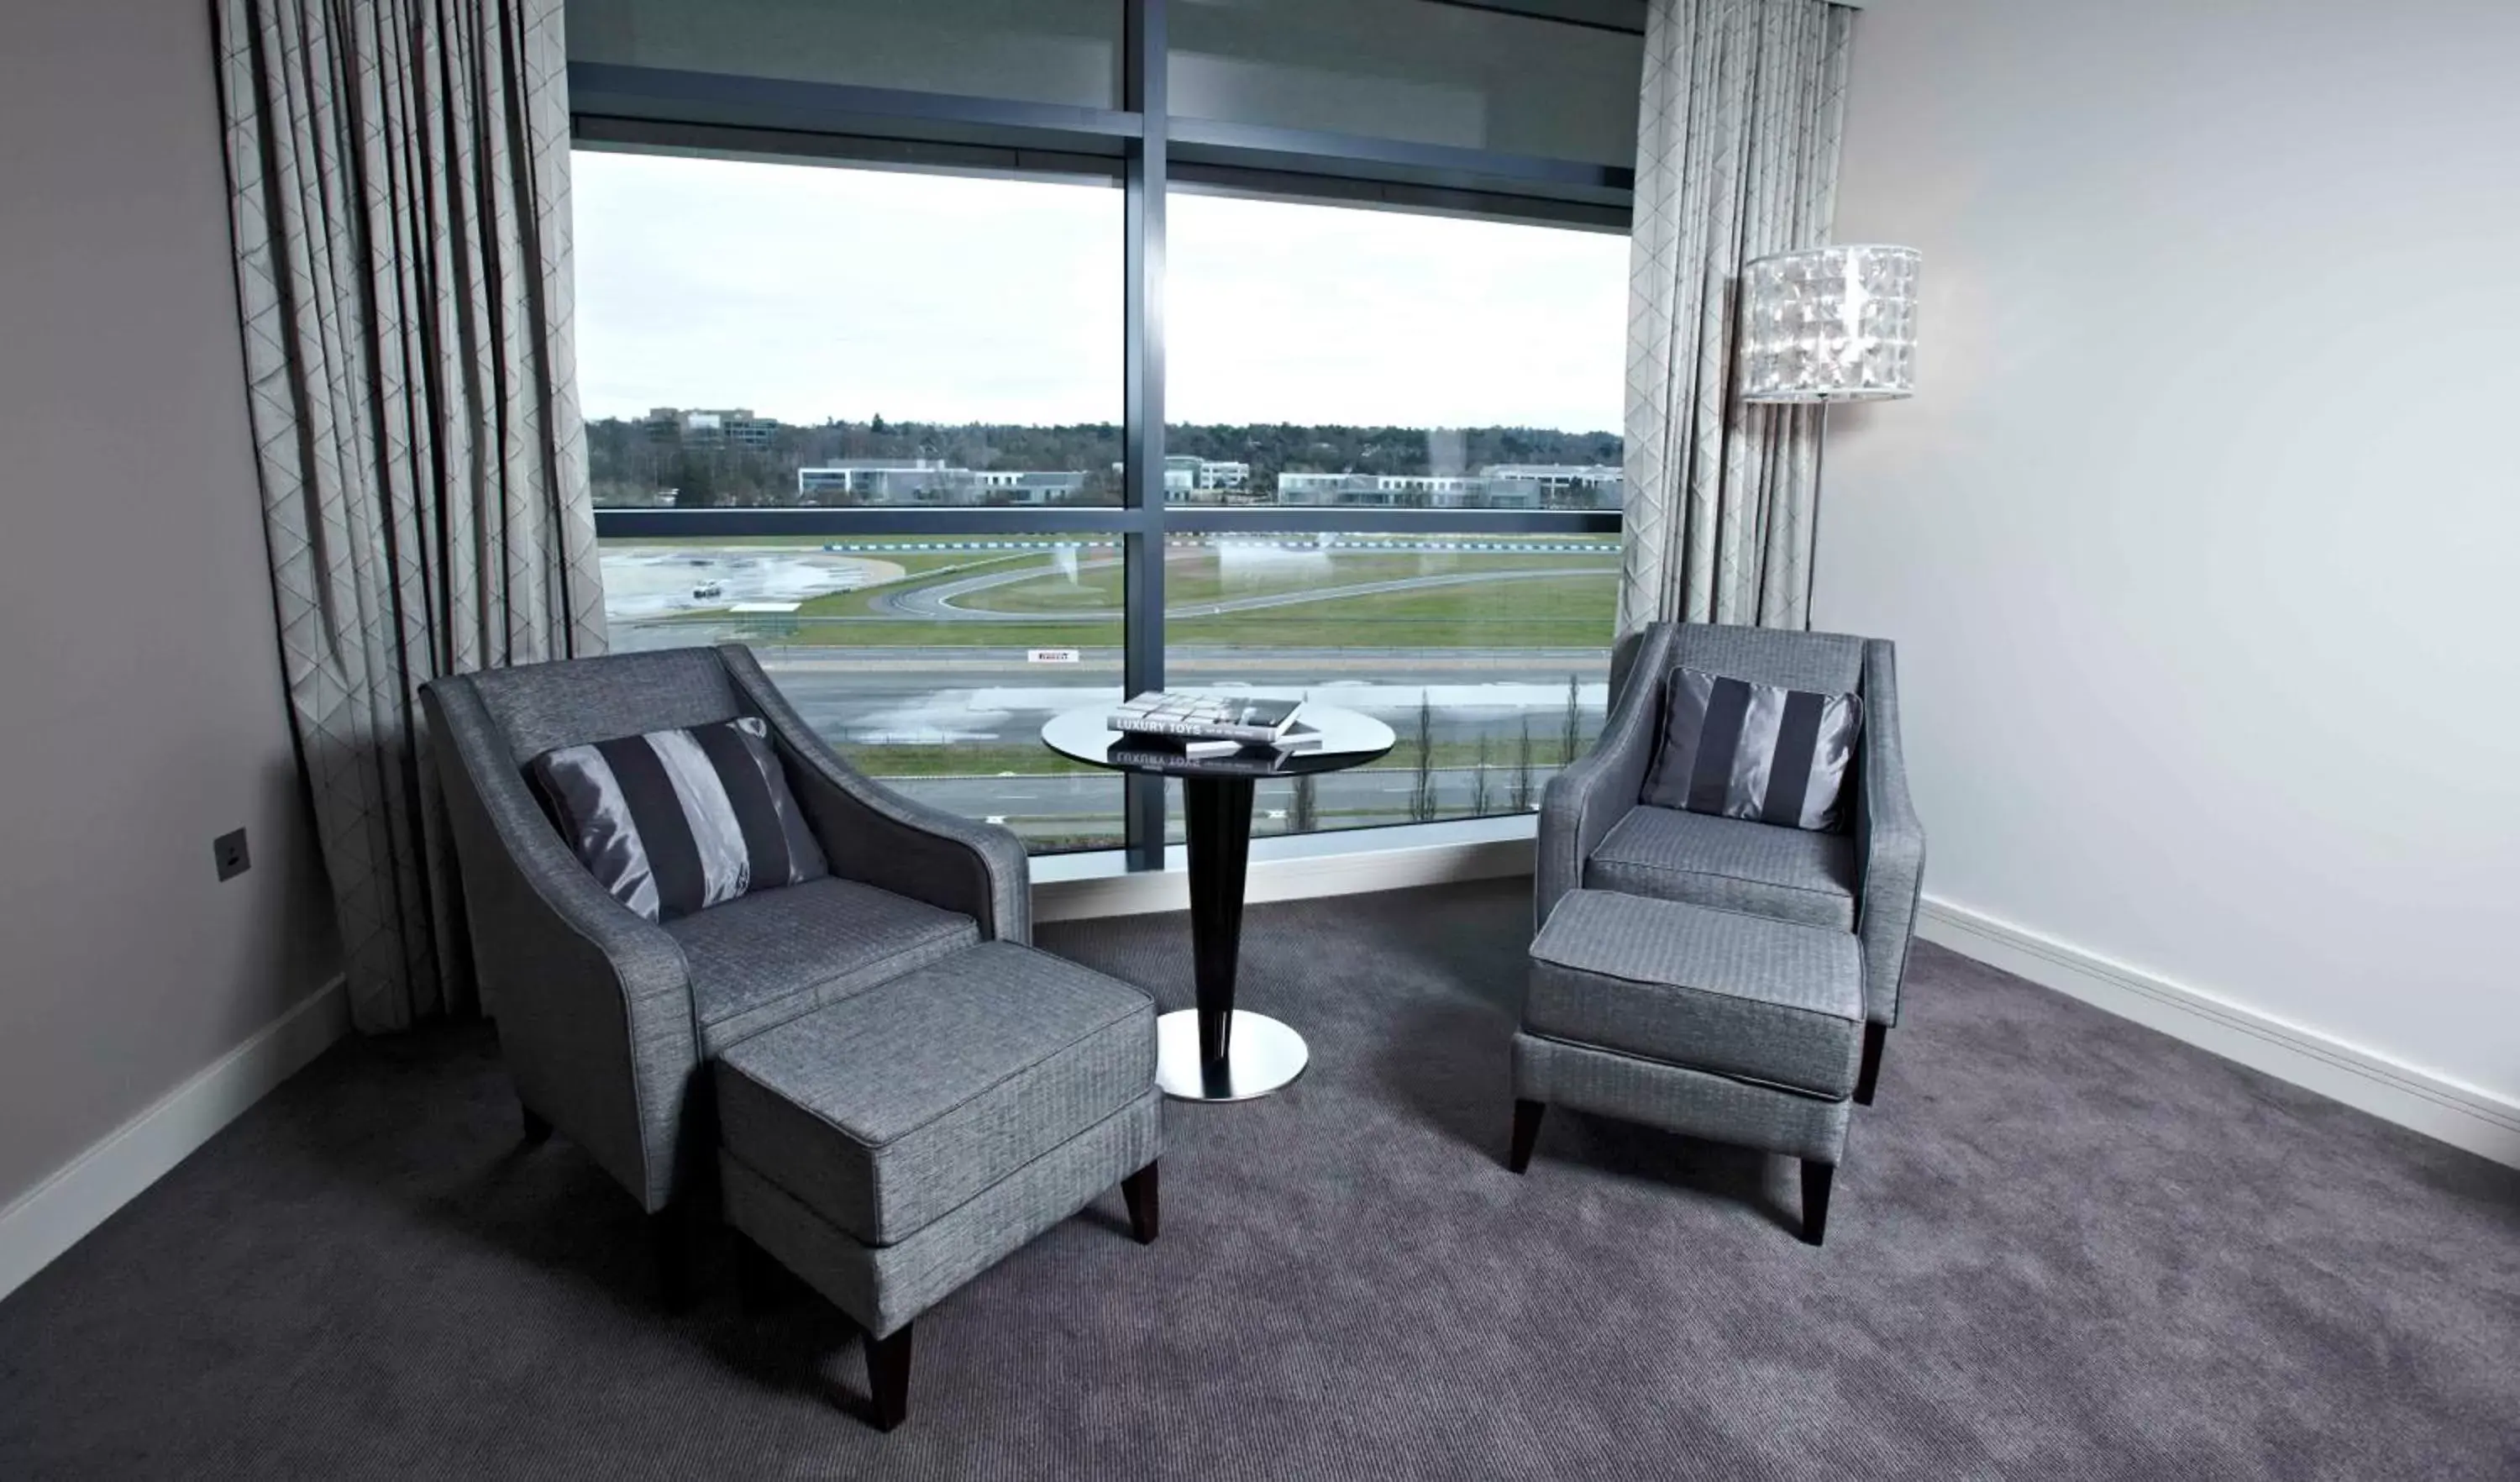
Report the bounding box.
[1585,806,1856,930]
[1513,1033,1852,1164]
[1669,623,1866,695]
[722,1090,1162,1338]
[424,675,703,1212]
[668,879,979,1055]
[1528,892,1862,1098]
[722,645,1031,945]
[715,943,1156,1245]
[1537,623,1677,933]
[461,647,746,765]
[421,644,1033,1214]
[1538,621,1924,1027]
[1855,639,1927,1033]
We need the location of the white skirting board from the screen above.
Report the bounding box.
[1917,897,2520,1168]
[0,976,350,1302]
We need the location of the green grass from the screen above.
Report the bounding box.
[948,558,1122,612]
[790,553,1047,618]
[694,575,1611,649]
[1168,575,1615,649]
[638,539,1618,649]
[955,548,1616,615]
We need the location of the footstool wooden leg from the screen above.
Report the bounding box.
[1854,1023,1887,1106]
[649,1207,696,1311]
[1122,1161,1160,1245]
[1800,1161,1835,1247]
[866,1323,915,1432]
[735,1234,783,1315]
[1509,1099,1546,1174]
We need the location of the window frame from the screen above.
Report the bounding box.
[575,0,1634,871]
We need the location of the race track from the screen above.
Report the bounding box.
[601,539,1614,838]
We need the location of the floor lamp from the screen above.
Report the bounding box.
[1739,244,1922,612]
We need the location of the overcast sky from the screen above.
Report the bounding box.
[571,150,1627,432]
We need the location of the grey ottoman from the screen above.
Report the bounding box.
[1512,890,1865,1245]
[715,941,1162,1429]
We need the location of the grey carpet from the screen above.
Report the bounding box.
[2,879,2514,1479]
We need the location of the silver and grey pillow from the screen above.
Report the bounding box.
[1641,667,1863,832]
[528,716,827,922]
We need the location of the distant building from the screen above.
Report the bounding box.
[645,407,780,449]
[798,460,972,502]
[1275,471,1521,509]
[1483,464,1625,510]
[1275,464,1620,511]
[976,470,1089,505]
[1163,456,1252,501]
[798,460,1084,505]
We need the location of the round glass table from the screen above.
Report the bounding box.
[1042,703,1396,1101]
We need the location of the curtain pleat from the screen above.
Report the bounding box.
[214,0,606,1031]
[1620,0,1852,638]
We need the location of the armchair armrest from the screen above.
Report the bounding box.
[1855,639,1926,1027]
[1536,623,1677,931]
[422,680,699,1213]
[719,644,1032,945]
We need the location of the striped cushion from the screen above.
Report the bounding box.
[1640,667,1862,833]
[528,717,827,922]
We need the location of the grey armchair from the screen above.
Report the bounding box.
[421,644,1031,1244]
[1536,621,1924,1101]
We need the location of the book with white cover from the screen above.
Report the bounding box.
[1107,691,1305,745]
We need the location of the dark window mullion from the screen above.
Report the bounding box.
[1121,0,1169,871]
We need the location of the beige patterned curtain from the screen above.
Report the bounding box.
[215,0,607,1030]
[1620,0,1852,638]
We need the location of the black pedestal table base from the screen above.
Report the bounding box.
[1159,775,1309,1101]
[1037,702,1394,1106]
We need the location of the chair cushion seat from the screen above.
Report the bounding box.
[1526,890,1864,1097]
[713,943,1157,1246]
[1584,804,1856,930]
[666,877,979,1054]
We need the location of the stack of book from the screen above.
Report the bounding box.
[1106,692,1320,771]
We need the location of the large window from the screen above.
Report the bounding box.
[571,0,1641,867]
[1156,191,1625,840]
[576,155,1121,510]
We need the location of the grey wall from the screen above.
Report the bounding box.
[1819,0,2520,1099]
[0,0,340,1212]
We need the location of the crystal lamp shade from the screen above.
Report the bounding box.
[1739,244,1921,402]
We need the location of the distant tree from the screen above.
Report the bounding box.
[1409,691,1438,823]
[1561,675,1583,765]
[1469,733,1493,816]
[579,415,1620,514]
[673,449,722,507]
[1510,717,1536,813]
[1291,774,1319,834]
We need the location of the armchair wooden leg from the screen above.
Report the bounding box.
[865,1323,915,1432]
[1508,1099,1546,1174]
[1121,1161,1160,1245]
[1800,1161,1835,1248]
[1854,1023,1887,1106]
[520,1106,552,1145]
